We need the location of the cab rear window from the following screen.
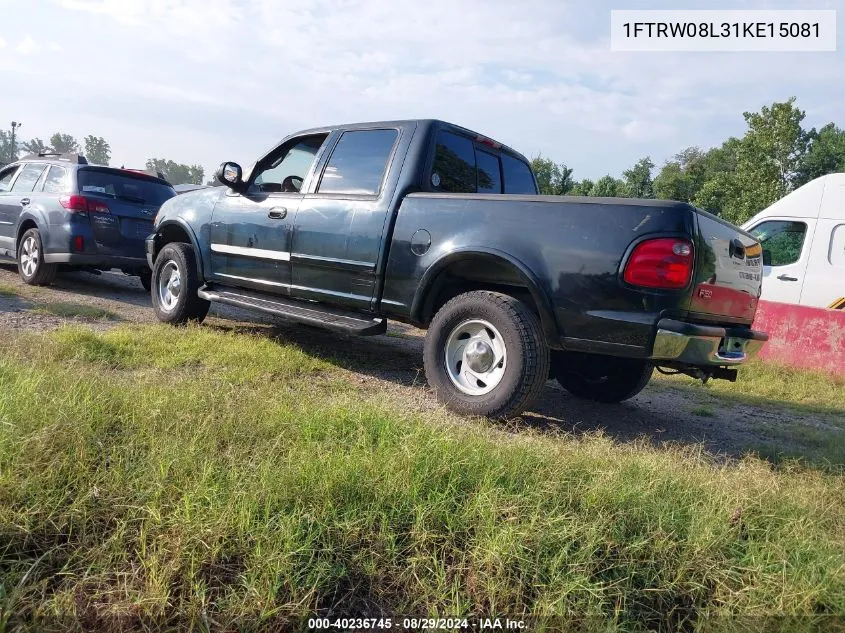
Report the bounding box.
[430,130,536,194]
[502,153,537,194]
[77,169,176,206]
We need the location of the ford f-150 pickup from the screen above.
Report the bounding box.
[146,119,768,418]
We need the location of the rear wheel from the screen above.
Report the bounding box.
[423,290,549,419]
[17,228,57,286]
[551,351,653,403]
[151,243,209,324]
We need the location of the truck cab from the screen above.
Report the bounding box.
[742,173,845,309]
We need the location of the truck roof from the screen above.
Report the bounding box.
[287,119,532,164]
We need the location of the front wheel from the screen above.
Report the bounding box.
[423,291,549,419]
[151,243,210,324]
[551,351,653,403]
[18,228,57,286]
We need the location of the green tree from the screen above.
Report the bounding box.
[145,158,205,185]
[654,147,707,202]
[84,135,111,165]
[795,123,845,186]
[21,138,52,156]
[530,155,574,195]
[49,133,80,154]
[590,175,622,197]
[569,178,594,196]
[716,98,810,223]
[621,156,655,198]
[0,130,17,163]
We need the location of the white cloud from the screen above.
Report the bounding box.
[3,0,842,180]
[15,35,38,55]
[0,36,6,49]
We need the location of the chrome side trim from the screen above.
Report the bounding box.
[290,252,375,273]
[210,243,290,262]
[215,273,289,288]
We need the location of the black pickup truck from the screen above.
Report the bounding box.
[146,119,767,418]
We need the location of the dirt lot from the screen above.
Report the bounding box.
[1,263,841,464]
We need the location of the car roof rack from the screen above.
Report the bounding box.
[21,152,89,165]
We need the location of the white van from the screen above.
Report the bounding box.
[741,173,845,309]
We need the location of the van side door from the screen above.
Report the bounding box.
[747,217,816,304]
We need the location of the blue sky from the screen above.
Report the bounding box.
[2,0,843,181]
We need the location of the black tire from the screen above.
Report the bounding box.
[551,351,653,403]
[151,242,210,324]
[17,228,58,286]
[423,291,549,419]
[139,268,152,293]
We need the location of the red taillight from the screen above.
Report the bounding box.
[73,236,84,252]
[59,195,110,214]
[623,238,694,289]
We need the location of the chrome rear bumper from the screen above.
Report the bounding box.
[650,319,768,366]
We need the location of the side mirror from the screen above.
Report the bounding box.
[215,161,244,190]
[762,250,772,266]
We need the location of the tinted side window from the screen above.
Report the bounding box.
[0,165,20,192]
[318,129,398,195]
[11,164,47,193]
[43,166,69,194]
[432,131,476,193]
[750,220,807,266]
[502,154,537,194]
[476,150,502,194]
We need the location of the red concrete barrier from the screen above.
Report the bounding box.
[752,299,845,376]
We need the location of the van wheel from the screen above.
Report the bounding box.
[151,243,209,324]
[423,291,549,419]
[551,351,653,403]
[18,228,58,286]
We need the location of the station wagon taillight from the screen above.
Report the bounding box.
[623,238,694,289]
[59,194,110,214]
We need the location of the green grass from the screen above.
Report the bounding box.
[0,325,843,631]
[0,283,18,298]
[29,301,120,321]
[691,406,715,418]
[654,360,845,417]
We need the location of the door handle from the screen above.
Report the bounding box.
[20,198,30,206]
[777,274,798,282]
[268,207,287,219]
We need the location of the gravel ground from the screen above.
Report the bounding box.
[1,263,840,462]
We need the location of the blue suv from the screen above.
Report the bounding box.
[0,153,176,289]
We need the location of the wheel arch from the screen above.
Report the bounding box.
[152,219,205,279]
[411,248,559,345]
[15,213,44,249]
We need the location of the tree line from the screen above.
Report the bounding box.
[0,128,205,185]
[531,97,845,225]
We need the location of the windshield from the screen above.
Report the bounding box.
[77,169,176,206]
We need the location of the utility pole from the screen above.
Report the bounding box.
[9,121,22,162]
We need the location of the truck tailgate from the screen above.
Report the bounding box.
[688,212,763,324]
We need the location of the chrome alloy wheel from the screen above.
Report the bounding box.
[19,236,39,277]
[444,319,507,395]
[157,260,182,312]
